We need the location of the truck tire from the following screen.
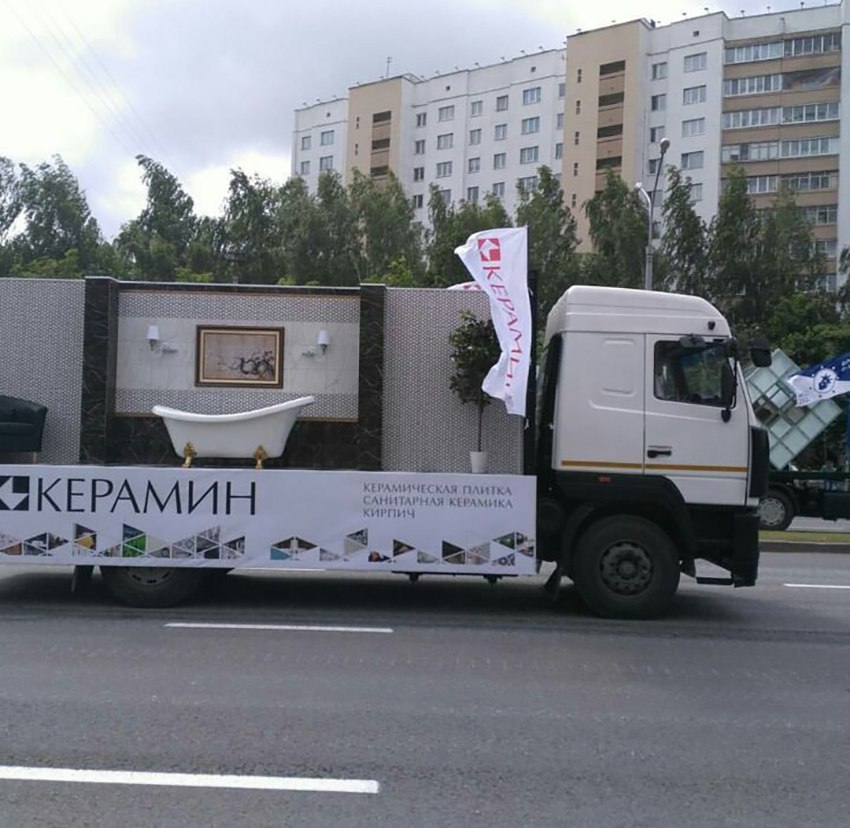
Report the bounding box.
[758,489,794,531]
[100,566,206,608]
[572,516,680,619]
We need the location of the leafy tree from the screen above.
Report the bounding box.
[515,166,580,327]
[582,169,647,288]
[348,169,424,284]
[449,311,501,452]
[219,169,284,284]
[116,155,199,281]
[660,166,709,296]
[11,156,104,277]
[425,186,511,287]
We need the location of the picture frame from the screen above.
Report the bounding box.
[195,326,285,388]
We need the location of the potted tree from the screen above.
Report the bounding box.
[449,311,501,473]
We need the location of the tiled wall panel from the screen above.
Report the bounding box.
[0,279,84,464]
[382,288,524,473]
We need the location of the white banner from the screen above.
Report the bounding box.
[786,352,850,407]
[454,227,531,416]
[0,466,536,576]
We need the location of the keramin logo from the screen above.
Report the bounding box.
[0,476,30,511]
[477,238,501,262]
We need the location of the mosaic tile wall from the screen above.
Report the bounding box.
[0,279,85,465]
[382,288,524,473]
[116,287,359,420]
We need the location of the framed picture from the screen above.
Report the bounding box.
[195,326,285,388]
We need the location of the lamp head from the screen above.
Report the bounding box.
[659,137,671,154]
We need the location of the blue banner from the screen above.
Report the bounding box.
[788,352,850,406]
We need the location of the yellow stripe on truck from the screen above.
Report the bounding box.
[561,460,747,473]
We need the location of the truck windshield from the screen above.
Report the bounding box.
[654,340,730,407]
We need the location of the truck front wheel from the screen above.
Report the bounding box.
[572,516,680,619]
[758,489,794,531]
[100,566,206,608]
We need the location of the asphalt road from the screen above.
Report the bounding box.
[0,553,848,828]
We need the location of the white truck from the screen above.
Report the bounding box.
[0,286,770,619]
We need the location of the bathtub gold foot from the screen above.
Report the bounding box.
[254,445,267,470]
[182,442,197,468]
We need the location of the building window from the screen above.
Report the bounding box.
[522,86,541,105]
[803,204,838,224]
[722,107,782,129]
[725,41,783,64]
[416,112,427,127]
[681,151,704,170]
[371,138,390,150]
[521,116,540,135]
[467,186,479,204]
[412,194,424,209]
[413,166,424,182]
[493,152,506,170]
[690,183,703,202]
[570,193,577,208]
[299,160,310,175]
[576,100,581,114]
[496,94,509,111]
[785,32,841,58]
[372,111,391,124]
[652,61,668,80]
[574,130,580,145]
[598,124,623,139]
[469,128,482,145]
[682,117,705,137]
[651,94,666,111]
[471,100,483,117]
[319,155,333,171]
[650,125,666,143]
[520,146,539,164]
[492,181,505,197]
[599,92,624,107]
[494,123,508,141]
[683,85,707,105]
[557,112,564,130]
[723,74,783,97]
[684,52,707,72]
[437,133,454,150]
[600,60,626,76]
[320,130,334,146]
[573,162,578,177]
[300,135,311,151]
[648,158,659,175]
[436,161,453,178]
[438,105,455,122]
[439,188,451,205]
[414,139,425,155]
[555,142,563,160]
[518,175,538,193]
[468,157,481,173]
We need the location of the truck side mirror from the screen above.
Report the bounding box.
[720,361,735,422]
[749,336,772,367]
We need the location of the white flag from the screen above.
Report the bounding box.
[454,227,531,416]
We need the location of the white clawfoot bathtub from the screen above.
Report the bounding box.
[152,396,315,466]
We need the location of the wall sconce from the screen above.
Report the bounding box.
[146,324,177,354]
[317,329,330,354]
[146,325,160,351]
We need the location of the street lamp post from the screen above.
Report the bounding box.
[635,137,670,291]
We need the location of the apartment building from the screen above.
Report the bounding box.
[293,2,849,284]
[292,50,566,223]
[564,2,849,284]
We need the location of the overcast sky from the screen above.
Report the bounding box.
[0,0,822,239]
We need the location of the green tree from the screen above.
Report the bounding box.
[12,156,104,277]
[425,187,511,287]
[515,166,579,327]
[583,169,647,288]
[348,169,424,284]
[117,155,199,280]
[660,166,709,296]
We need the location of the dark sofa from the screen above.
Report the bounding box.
[0,396,48,453]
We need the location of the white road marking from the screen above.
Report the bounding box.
[0,766,379,794]
[784,583,850,590]
[165,622,394,634]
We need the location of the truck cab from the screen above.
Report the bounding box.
[536,286,770,618]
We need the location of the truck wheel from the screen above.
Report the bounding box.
[100,566,206,608]
[758,489,794,531]
[572,516,680,619]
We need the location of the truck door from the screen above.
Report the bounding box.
[644,336,749,505]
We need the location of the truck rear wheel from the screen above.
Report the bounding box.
[572,516,680,619]
[100,566,206,608]
[758,489,794,531]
